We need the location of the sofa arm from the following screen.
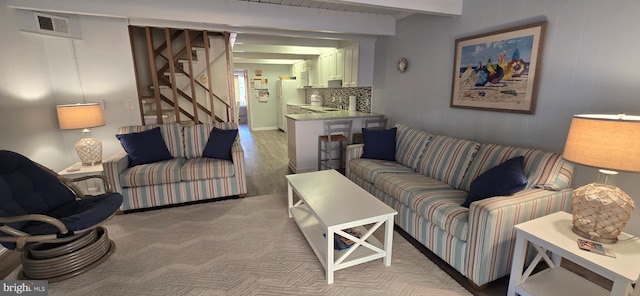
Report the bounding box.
[103,151,129,194]
[465,188,573,286]
[345,144,364,176]
[231,141,247,196]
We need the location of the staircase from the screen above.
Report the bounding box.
[129,26,235,125]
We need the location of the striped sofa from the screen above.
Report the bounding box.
[104,122,247,211]
[345,123,574,287]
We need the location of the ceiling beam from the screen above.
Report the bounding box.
[233,52,315,60]
[332,0,462,16]
[7,0,397,36]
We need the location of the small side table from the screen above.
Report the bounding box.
[58,162,105,195]
[507,211,640,296]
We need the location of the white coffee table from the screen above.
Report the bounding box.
[286,170,397,284]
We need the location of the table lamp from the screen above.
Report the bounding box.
[57,103,105,166]
[562,114,640,243]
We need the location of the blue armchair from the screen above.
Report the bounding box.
[0,150,123,282]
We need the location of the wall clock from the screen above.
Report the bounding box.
[397,58,408,73]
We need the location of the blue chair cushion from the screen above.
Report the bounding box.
[23,193,123,235]
[361,127,397,161]
[202,127,238,161]
[116,127,173,167]
[462,156,528,208]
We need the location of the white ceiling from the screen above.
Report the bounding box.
[232,0,460,64]
[7,0,462,65]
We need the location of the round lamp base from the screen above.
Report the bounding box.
[572,226,618,244]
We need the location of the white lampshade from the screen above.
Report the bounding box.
[56,103,105,166]
[563,114,640,173]
[563,114,640,243]
[56,103,105,130]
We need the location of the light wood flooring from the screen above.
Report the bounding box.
[238,124,289,197]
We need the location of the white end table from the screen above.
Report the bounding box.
[58,162,105,195]
[508,211,640,296]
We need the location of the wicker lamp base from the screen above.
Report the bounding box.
[571,183,635,243]
[75,137,102,166]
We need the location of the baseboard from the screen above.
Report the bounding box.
[250,126,279,131]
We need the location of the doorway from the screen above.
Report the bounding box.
[234,70,249,126]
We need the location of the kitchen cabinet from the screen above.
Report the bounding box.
[342,41,374,87]
[291,61,309,89]
[335,48,344,80]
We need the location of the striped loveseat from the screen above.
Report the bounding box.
[345,124,574,287]
[104,122,246,211]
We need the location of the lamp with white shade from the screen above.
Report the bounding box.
[562,114,640,243]
[57,103,105,166]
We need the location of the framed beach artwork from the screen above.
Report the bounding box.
[450,21,547,114]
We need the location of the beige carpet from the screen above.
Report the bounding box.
[9,193,471,296]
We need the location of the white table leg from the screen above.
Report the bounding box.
[287,183,293,218]
[610,277,632,296]
[383,215,394,266]
[327,228,334,284]
[507,234,527,296]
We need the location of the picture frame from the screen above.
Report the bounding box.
[450,21,547,114]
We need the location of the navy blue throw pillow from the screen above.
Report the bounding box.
[202,127,238,161]
[115,127,172,167]
[462,156,527,208]
[361,127,397,161]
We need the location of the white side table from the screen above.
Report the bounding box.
[58,162,105,195]
[508,211,640,296]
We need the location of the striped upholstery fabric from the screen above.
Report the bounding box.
[183,122,239,159]
[374,188,468,276]
[394,124,432,170]
[118,124,185,158]
[347,158,414,183]
[416,135,480,189]
[181,158,235,181]
[372,172,452,205]
[465,188,573,286]
[459,144,573,192]
[119,177,243,211]
[374,173,469,241]
[119,158,186,187]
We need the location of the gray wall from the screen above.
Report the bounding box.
[235,63,291,131]
[373,0,640,234]
[0,2,140,171]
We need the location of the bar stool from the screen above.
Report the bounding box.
[352,117,388,144]
[318,120,353,171]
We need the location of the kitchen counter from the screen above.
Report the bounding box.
[286,108,383,121]
[286,110,385,173]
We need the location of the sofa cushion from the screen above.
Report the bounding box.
[459,144,568,192]
[116,127,173,167]
[348,158,415,184]
[119,124,184,158]
[183,123,239,159]
[461,156,527,208]
[394,124,432,170]
[416,135,480,189]
[373,172,453,206]
[361,127,397,161]
[119,158,186,187]
[372,172,469,241]
[203,127,238,161]
[180,158,236,181]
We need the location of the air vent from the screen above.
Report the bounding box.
[34,13,70,36]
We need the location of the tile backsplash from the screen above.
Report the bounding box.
[304,87,372,113]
